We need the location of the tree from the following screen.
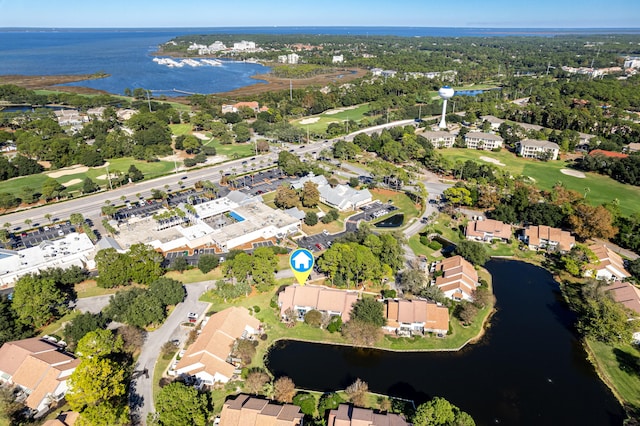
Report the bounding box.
[155,382,213,426]
[304,211,318,226]
[304,310,323,327]
[67,331,128,424]
[245,369,270,395]
[341,319,382,346]
[149,277,186,306]
[456,302,478,326]
[292,392,317,416]
[345,378,369,407]
[0,295,32,346]
[301,181,320,207]
[568,204,617,240]
[198,254,219,273]
[70,213,85,227]
[351,298,386,327]
[82,177,100,194]
[12,275,68,329]
[95,248,131,288]
[273,376,297,403]
[172,256,188,273]
[275,184,298,209]
[318,392,344,417]
[399,269,426,294]
[443,187,472,207]
[454,240,489,266]
[127,243,165,284]
[63,312,108,350]
[235,339,257,364]
[413,397,455,426]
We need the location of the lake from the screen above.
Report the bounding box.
[266,260,624,426]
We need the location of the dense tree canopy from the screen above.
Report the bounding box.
[155,382,213,426]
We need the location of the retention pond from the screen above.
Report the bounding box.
[266,260,624,426]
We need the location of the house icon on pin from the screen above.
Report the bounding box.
[292,250,313,271]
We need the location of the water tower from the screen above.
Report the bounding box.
[438,86,455,129]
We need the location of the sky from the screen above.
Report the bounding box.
[0,0,638,28]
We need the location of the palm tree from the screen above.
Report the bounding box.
[24,218,32,229]
[584,187,591,199]
[44,213,53,224]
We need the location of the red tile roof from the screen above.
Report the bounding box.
[589,149,628,159]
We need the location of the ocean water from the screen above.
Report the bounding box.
[1,27,638,97]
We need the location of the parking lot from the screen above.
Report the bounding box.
[18,222,80,248]
[113,199,163,221]
[297,201,397,252]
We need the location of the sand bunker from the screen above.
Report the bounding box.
[299,117,320,125]
[479,156,505,166]
[63,179,83,186]
[560,168,586,178]
[192,132,210,140]
[48,165,89,178]
[324,105,360,115]
[95,173,117,181]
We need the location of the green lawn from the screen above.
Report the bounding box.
[586,339,640,410]
[370,189,421,226]
[0,158,175,199]
[439,148,640,216]
[165,268,223,284]
[202,138,256,159]
[170,123,193,136]
[291,104,372,134]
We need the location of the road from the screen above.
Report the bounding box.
[0,119,416,233]
[130,280,213,425]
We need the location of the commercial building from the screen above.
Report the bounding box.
[0,232,95,289]
[0,338,79,415]
[290,174,372,211]
[516,139,560,160]
[175,307,260,385]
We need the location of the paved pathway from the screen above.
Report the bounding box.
[130,280,213,425]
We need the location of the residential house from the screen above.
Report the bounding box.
[220,394,303,426]
[327,404,410,426]
[332,55,344,63]
[516,139,560,160]
[480,115,505,130]
[464,132,503,150]
[278,285,359,322]
[432,255,479,301]
[522,225,575,253]
[588,149,628,159]
[604,281,640,316]
[384,298,449,335]
[222,101,269,114]
[465,219,512,243]
[0,338,79,415]
[421,131,456,148]
[585,244,631,282]
[53,110,87,127]
[232,41,256,51]
[175,307,260,385]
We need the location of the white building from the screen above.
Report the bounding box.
[421,131,456,148]
[0,233,95,289]
[150,196,300,253]
[516,139,560,160]
[464,132,503,150]
[332,55,344,63]
[624,57,640,69]
[233,41,256,51]
[290,173,372,211]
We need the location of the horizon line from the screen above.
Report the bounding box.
[2,25,640,30]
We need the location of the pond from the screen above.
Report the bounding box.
[455,88,502,97]
[374,213,404,228]
[266,260,624,426]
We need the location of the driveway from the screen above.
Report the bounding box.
[130,280,213,425]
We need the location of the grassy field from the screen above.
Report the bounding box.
[370,188,421,227]
[586,339,640,410]
[438,148,640,216]
[0,158,175,199]
[169,123,193,136]
[202,138,256,159]
[291,104,372,134]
